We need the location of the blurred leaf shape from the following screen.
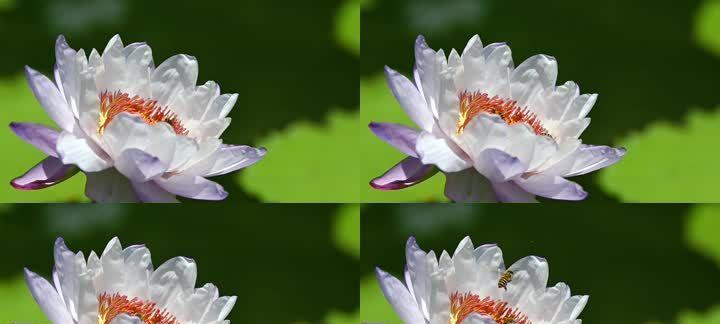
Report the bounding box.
[677,305,720,324]
[238,101,444,201]
[695,0,720,57]
[687,204,720,267]
[0,74,88,202]
[0,275,49,324]
[598,109,720,202]
[360,274,402,324]
[335,0,361,56]
[325,309,361,324]
[0,0,15,11]
[333,204,360,258]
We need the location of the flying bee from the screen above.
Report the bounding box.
[498,270,514,290]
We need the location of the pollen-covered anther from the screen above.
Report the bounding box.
[97,292,179,324]
[449,292,531,324]
[456,90,550,137]
[98,90,189,136]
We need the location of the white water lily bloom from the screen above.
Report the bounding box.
[376,236,587,324]
[369,35,625,202]
[24,237,235,324]
[10,35,265,202]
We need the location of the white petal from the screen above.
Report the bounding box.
[461,34,483,57]
[101,113,176,164]
[150,257,197,309]
[405,237,431,319]
[415,131,472,173]
[122,43,154,98]
[552,295,588,322]
[192,145,266,177]
[100,237,125,294]
[151,54,199,106]
[121,245,153,299]
[53,238,81,320]
[174,283,218,322]
[451,237,478,294]
[200,296,236,323]
[100,34,128,92]
[534,282,571,322]
[428,270,450,324]
[56,131,112,172]
[544,144,626,177]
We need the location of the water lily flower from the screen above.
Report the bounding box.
[24,237,235,324]
[369,35,625,202]
[10,35,265,202]
[375,236,587,324]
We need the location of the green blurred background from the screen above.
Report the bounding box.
[0,0,359,202]
[0,203,360,323]
[361,0,720,202]
[361,204,720,324]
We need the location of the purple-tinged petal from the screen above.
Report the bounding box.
[416,132,472,173]
[131,181,178,203]
[202,145,267,177]
[554,145,626,177]
[11,157,78,190]
[155,174,228,201]
[25,66,75,132]
[514,174,587,201]
[85,169,139,202]
[24,268,74,324]
[369,122,420,157]
[444,169,496,202]
[375,267,426,324]
[370,157,438,190]
[9,122,60,157]
[115,149,168,182]
[491,181,537,203]
[384,66,435,132]
[473,148,528,183]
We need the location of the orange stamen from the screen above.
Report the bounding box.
[98,90,188,136]
[97,292,179,324]
[449,292,531,324]
[456,90,550,137]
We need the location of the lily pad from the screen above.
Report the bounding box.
[238,77,446,202]
[598,109,720,202]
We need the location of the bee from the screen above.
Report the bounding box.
[498,270,514,290]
